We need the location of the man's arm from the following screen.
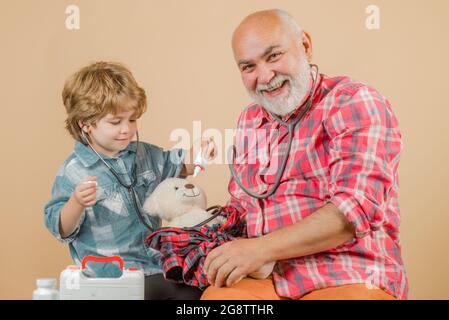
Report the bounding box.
[261,203,355,262]
[204,203,355,287]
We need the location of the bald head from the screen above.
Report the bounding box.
[232,9,303,55]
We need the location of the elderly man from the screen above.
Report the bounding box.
[202,9,408,300]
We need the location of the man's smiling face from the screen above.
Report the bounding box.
[232,12,312,116]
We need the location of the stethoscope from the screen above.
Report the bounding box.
[228,64,319,200]
[81,129,154,231]
[81,129,219,230]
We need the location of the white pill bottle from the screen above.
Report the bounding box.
[32,278,59,300]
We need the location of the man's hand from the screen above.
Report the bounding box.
[204,237,268,288]
[203,203,356,289]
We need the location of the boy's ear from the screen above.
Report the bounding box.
[78,121,89,133]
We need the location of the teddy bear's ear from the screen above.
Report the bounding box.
[143,193,160,216]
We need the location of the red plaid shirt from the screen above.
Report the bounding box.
[228,72,408,299]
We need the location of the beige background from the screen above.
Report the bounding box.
[1,0,448,299]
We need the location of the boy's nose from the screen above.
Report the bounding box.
[120,124,130,133]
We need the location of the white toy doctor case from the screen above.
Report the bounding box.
[59,256,144,300]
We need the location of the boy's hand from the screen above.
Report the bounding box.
[199,137,217,162]
[181,137,217,177]
[73,176,97,207]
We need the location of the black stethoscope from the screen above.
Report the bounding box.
[81,129,153,230]
[228,64,319,200]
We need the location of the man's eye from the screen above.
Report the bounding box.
[242,65,254,72]
[268,52,282,61]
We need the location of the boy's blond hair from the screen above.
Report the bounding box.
[62,61,147,142]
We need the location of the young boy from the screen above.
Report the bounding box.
[44,61,215,299]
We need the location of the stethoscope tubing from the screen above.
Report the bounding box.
[81,130,153,230]
[228,64,319,200]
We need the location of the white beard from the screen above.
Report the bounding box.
[249,57,312,117]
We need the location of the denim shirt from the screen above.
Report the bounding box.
[44,140,185,277]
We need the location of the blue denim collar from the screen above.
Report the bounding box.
[74,140,137,168]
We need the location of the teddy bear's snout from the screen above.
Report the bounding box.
[181,183,202,198]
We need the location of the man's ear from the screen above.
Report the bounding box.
[301,31,313,63]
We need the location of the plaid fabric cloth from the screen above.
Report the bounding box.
[145,206,245,289]
[227,72,408,299]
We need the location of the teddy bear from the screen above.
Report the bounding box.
[143,177,274,279]
[143,177,225,228]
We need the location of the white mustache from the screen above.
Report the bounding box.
[256,75,291,93]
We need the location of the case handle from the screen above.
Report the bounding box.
[81,255,124,270]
